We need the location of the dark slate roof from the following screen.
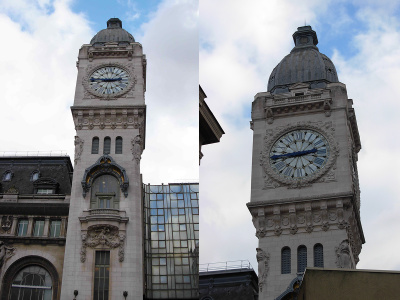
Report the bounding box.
[90,18,135,45]
[0,156,73,195]
[267,26,339,94]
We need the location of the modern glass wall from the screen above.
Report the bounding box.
[143,183,199,299]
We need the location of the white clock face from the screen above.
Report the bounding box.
[89,66,129,95]
[269,129,330,180]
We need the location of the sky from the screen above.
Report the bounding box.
[2,0,400,281]
[0,0,198,185]
[200,0,400,273]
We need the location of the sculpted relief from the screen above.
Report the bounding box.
[81,225,125,263]
[256,248,270,292]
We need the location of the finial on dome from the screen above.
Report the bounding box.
[292,26,318,50]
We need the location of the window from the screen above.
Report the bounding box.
[49,220,61,237]
[297,245,307,273]
[90,175,119,209]
[314,243,324,267]
[33,220,45,237]
[3,170,12,181]
[103,137,111,154]
[9,265,53,300]
[94,251,110,300]
[281,247,291,274]
[31,171,40,181]
[37,189,54,195]
[115,136,122,154]
[92,137,100,154]
[17,219,29,236]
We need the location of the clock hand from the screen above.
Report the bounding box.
[90,77,122,82]
[270,148,317,160]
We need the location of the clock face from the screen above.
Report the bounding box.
[269,129,330,180]
[89,66,130,95]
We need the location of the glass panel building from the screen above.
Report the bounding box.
[143,183,199,299]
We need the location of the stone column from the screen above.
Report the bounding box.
[43,217,50,237]
[27,217,34,237]
[11,216,18,235]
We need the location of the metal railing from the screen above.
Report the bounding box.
[199,260,253,272]
[0,151,69,157]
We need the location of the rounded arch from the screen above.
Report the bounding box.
[81,155,129,198]
[1,255,59,300]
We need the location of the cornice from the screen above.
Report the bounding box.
[247,191,353,209]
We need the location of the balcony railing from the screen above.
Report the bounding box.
[199,260,253,272]
[89,208,119,215]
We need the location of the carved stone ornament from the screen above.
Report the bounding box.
[5,186,18,194]
[335,239,353,268]
[1,216,13,233]
[131,135,143,164]
[74,136,84,164]
[81,155,129,198]
[259,121,339,189]
[82,62,135,100]
[256,248,270,292]
[0,240,16,270]
[80,225,125,263]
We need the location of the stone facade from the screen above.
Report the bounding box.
[59,19,147,300]
[248,26,364,300]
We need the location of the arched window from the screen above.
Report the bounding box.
[31,171,40,181]
[92,137,99,154]
[281,247,291,274]
[314,243,324,267]
[9,265,53,300]
[297,245,307,273]
[115,136,123,154]
[90,175,120,209]
[103,137,111,154]
[3,170,13,182]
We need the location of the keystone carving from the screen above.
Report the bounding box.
[256,248,270,292]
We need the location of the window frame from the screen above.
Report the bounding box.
[3,170,13,182]
[115,136,123,154]
[313,243,324,267]
[103,137,111,155]
[94,251,110,300]
[297,245,307,273]
[92,137,100,154]
[33,219,45,237]
[281,246,291,274]
[17,219,29,237]
[49,220,61,238]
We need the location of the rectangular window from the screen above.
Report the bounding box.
[17,219,28,236]
[94,251,110,300]
[33,220,45,236]
[37,189,54,194]
[49,220,61,237]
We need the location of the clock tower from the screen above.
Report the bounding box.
[248,26,364,300]
[60,18,146,299]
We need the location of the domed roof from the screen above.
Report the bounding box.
[90,18,135,45]
[267,26,338,94]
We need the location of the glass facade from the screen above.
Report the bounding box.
[144,183,199,299]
